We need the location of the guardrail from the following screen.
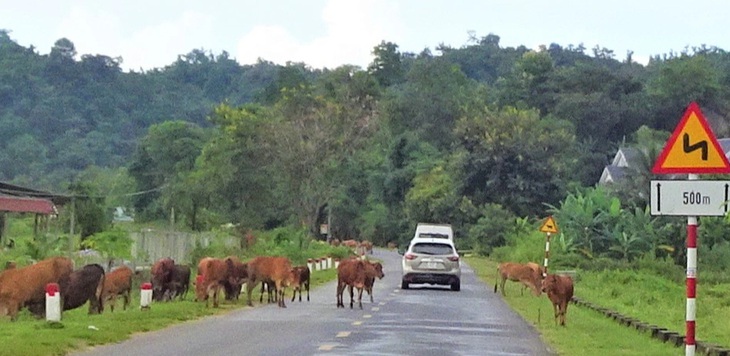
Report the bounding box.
[571,296,730,355]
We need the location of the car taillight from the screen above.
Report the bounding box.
[447,255,459,262]
[405,253,417,260]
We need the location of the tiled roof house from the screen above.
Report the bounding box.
[599,138,730,185]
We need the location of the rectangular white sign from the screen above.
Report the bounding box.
[650,180,730,216]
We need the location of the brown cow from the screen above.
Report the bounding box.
[541,274,574,326]
[259,279,278,303]
[521,262,545,295]
[291,265,310,302]
[102,265,134,312]
[151,257,175,302]
[363,261,385,303]
[4,261,16,270]
[0,256,74,321]
[330,238,341,247]
[341,239,359,249]
[195,257,233,308]
[494,262,543,297]
[245,256,297,308]
[361,240,374,255]
[336,258,368,309]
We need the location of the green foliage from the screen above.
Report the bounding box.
[82,227,133,261]
[466,203,516,255]
[64,180,109,239]
[454,106,577,216]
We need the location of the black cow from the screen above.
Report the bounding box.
[27,263,105,316]
[223,257,247,301]
[166,264,191,301]
[61,264,105,314]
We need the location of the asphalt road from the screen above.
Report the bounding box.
[73,250,554,356]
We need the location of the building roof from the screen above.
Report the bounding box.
[0,182,70,205]
[0,195,55,214]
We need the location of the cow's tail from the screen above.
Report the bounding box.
[94,273,106,314]
[493,266,499,293]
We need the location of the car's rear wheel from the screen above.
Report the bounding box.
[450,280,460,292]
[401,279,409,289]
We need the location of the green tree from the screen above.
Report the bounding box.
[368,41,404,87]
[454,106,577,216]
[128,121,209,221]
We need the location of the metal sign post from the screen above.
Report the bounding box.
[650,102,730,356]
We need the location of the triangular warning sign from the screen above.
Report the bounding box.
[652,102,730,174]
[539,216,559,233]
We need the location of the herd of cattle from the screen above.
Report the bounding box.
[494,261,575,326]
[0,250,385,321]
[0,256,134,320]
[0,251,567,326]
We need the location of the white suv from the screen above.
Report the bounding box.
[401,237,461,291]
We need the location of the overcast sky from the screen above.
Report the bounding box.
[2,0,729,72]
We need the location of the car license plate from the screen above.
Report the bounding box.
[426,262,440,269]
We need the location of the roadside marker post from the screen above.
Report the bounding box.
[140,282,153,310]
[45,283,61,322]
[539,216,559,277]
[650,102,730,356]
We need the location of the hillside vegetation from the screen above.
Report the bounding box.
[4,29,730,353]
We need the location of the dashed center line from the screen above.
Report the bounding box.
[371,307,380,311]
[363,314,372,319]
[318,344,336,351]
[352,321,363,326]
[336,331,351,338]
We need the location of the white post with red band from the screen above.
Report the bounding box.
[45,283,61,322]
[140,282,152,310]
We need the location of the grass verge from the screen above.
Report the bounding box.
[0,269,337,356]
[464,256,685,356]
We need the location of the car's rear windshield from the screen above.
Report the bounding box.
[418,233,450,239]
[412,243,454,255]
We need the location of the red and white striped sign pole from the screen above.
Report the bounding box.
[649,102,730,356]
[686,174,698,356]
[543,232,551,278]
[539,216,558,278]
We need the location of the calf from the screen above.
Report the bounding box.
[290,265,310,302]
[494,262,543,297]
[102,265,133,312]
[0,256,74,321]
[336,258,367,309]
[245,256,296,308]
[541,274,574,326]
[363,261,384,303]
